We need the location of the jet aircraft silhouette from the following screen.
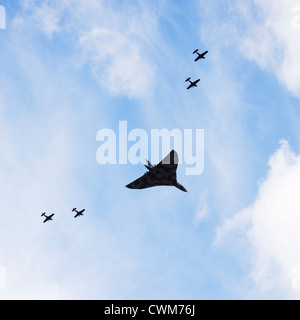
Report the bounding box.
[193,49,208,61]
[186,77,200,90]
[126,150,187,192]
[41,212,54,223]
[72,207,85,218]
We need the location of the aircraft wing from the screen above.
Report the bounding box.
[126,150,178,190]
[187,80,199,89]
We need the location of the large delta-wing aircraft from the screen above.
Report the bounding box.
[41,212,54,223]
[193,49,208,62]
[126,150,187,192]
[72,207,85,218]
[185,77,200,90]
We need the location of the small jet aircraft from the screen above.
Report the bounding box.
[126,150,187,192]
[41,212,54,223]
[72,208,85,218]
[193,49,208,62]
[185,77,200,90]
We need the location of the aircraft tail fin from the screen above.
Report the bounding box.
[41,212,46,217]
[145,160,154,170]
[193,49,198,54]
[185,77,191,82]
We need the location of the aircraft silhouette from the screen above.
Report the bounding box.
[186,77,200,90]
[41,212,54,223]
[193,49,208,61]
[126,150,187,192]
[72,207,85,218]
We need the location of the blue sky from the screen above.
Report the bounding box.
[1,0,300,299]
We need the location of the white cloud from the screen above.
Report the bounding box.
[79,26,155,99]
[238,0,300,98]
[216,140,300,298]
[198,0,300,98]
[32,3,62,37]
[12,0,70,38]
[72,1,157,99]
[13,0,157,99]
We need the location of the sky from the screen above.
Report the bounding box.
[0,0,300,300]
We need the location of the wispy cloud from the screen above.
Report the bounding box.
[12,0,158,99]
[79,26,155,99]
[12,0,70,38]
[194,188,209,226]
